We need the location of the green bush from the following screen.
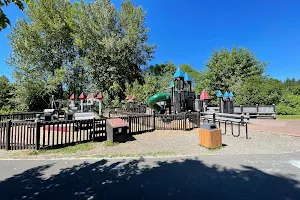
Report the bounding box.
[0,105,17,115]
[277,95,300,115]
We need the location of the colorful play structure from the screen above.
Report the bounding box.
[147,67,235,114]
[148,67,196,114]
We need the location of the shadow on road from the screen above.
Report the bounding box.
[0,158,299,199]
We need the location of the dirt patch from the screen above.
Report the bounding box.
[248,119,300,136]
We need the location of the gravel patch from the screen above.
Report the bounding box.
[1,125,299,159]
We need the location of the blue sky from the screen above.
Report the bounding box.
[1,0,300,81]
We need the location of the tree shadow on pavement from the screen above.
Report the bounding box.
[0,158,299,200]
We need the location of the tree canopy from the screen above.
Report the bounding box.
[0,0,33,30]
[3,0,300,115]
[8,0,155,110]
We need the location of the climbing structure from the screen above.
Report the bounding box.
[148,67,211,114]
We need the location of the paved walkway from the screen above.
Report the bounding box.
[1,153,300,199]
[248,119,300,136]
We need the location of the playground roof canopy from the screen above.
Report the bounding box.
[223,91,229,98]
[96,93,103,100]
[216,90,223,98]
[79,92,86,100]
[184,72,192,82]
[200,90,210,100]
[70,94,75,100]
[87,93,95,99]
[173,67,184,78]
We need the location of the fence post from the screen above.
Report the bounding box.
[92,118,96,141]
[5,120,11,150]
[35,121,40,150]
[272,104,276,113]
[241,114,244,124]
[153,111,156,131]
[212,112,216,124]
[197,111,200,128]
[128,116,132,134]
[184,113,187,131]
[240,105,244,113]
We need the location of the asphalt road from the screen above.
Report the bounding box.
[1,153,300,200]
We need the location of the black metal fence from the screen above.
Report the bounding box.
[0,118,107,150]
[0,112,44,122]
[112,114,155,134]
[0,111,249,151]
[0,122,7,149]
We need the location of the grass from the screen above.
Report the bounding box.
[277,115,300,120]
[104,141,119,147]
[87,151,176,158]
[199,145,224,151]
[28,142,95,156]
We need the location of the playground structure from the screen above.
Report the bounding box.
[147,67,211,114]
[124,96,147,113]
[217,90,234,114]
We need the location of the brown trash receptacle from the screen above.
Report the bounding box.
[199,123,222,148]
[106,118,128,143]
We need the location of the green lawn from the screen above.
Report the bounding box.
[277,115,300,120]
[28,142,95,156]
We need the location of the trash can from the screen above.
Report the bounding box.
[199,123,222,148]
[44,112,52,121]
[106,118,128,143]
[65,110,74,120]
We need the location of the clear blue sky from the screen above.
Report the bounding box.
[1,0,300,81]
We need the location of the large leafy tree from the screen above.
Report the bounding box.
[8,0,76,110]
[75,0,155,98]
[205,47,267,103]
[8,0,155,110]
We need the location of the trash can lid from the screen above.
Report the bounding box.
[202,123,217,130]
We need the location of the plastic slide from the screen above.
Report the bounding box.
[147,93,172,113]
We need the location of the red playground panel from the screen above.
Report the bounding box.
[44,125,69,133]
[107,118,126,127]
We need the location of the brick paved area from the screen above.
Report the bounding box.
[248,119,300,136]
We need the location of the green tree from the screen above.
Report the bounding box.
[277,94,300,115]
[8,0,81,110]
[283,78,300,95]
[75,0,155,97]
[145,62,176,77]
[0,0,32,30]
[205,47,267,103]
[0,75,13,108]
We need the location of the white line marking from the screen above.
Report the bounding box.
[289,160,300,169]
